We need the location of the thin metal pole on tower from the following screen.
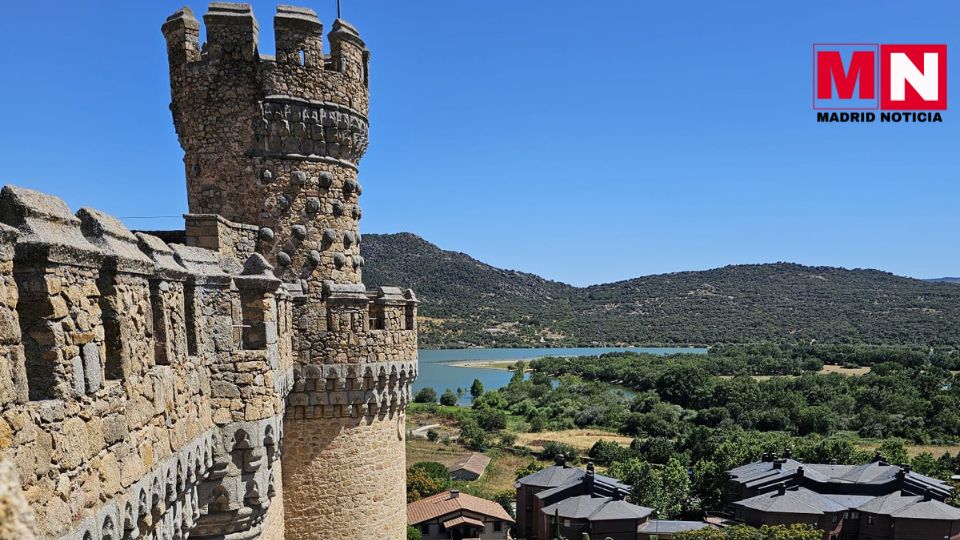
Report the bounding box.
[337,0,342,19]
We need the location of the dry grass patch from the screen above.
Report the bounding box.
[515,429,633,452]
[820,365,872,376]
[855,442,960,458]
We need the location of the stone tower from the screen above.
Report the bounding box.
[163,4,418,539]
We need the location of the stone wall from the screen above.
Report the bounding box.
[0,185,291,539]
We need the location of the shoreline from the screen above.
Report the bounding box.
[445,360,521,371]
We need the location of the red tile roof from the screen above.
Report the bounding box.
[407,490,514,525]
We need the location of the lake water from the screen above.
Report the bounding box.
[413,347,707,405]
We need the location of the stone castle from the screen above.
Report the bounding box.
[0,3,417,539]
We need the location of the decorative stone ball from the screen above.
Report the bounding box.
[333,253,347,268]
[322,228,337,244]
[277,195,290,210]
[259,227,275,241]
[261,169,274,183]
[352,255,364,269]
[292,225,307,240]
[352,206,362,220]
[277,252,291,266]
[344,178,358,194]
[343,230,356,247]
[291,170,308,185]
[306,197,321,214]
[308,250,322,266]
[332,200,344,217]
[318,171,334,188]
[355,182,363,195]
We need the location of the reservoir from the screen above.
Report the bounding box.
[414,347,707,405]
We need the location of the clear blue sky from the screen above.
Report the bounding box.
[0,1,956,286]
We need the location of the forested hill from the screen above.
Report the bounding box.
[362,233,960,348]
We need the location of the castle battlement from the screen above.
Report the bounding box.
[0,4,417,538]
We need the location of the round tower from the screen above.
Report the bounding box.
[163,4,417,539]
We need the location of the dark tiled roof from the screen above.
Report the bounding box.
[638,520,712,534]
[858,491,960,521]
[733,487,847,515]
[541,495,652,522]
[518,465,585,488]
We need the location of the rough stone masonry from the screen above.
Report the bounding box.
[0,3,417,539]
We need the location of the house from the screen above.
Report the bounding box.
[515,457,712,540]
[726,451,960,540]
[408,490,514,540]
[450,453,492,481]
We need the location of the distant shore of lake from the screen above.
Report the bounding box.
[446,360,521,370]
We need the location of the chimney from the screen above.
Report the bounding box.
[873,451,883,463]
[897,468,906,481]
[773,459,784,470]
[797,467,804,479]
[556,454,566,468]
[585,462,595,490]
[784,447,792,459]
[761,452,770,462]
[777,483,786,496]
[923,490,932,502]
[450,490,460,499]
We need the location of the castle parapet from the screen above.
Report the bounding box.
[0,185,289,539]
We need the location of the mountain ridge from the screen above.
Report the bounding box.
[362,232,960,348]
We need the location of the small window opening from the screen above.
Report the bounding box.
[184,283,198,355]
[404,304,414,331]
[368,303,385,331]
[150,281,170,366]
[299,49,306,66]
[239,290,267,350]
[97,275,123,381]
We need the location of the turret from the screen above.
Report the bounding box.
[162,5,413,538]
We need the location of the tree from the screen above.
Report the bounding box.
[493,490,516,518]
[406,526,422,540]
[471,379,485,399]
[414,387,437,403]
[674,524,820,540]
[459,418,488,451]
[541,441,579,464]
[516,459,546,480]
[439,389,458,406]
[660,457,692,518]
[426,429,439,442]
[477,408,507,432]
[406,461,450,502]
[511,361,526,384]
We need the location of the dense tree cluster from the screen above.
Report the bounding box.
[363,233,960,347]
[530,344,960,442]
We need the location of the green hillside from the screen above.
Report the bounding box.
[362,233,960,348]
